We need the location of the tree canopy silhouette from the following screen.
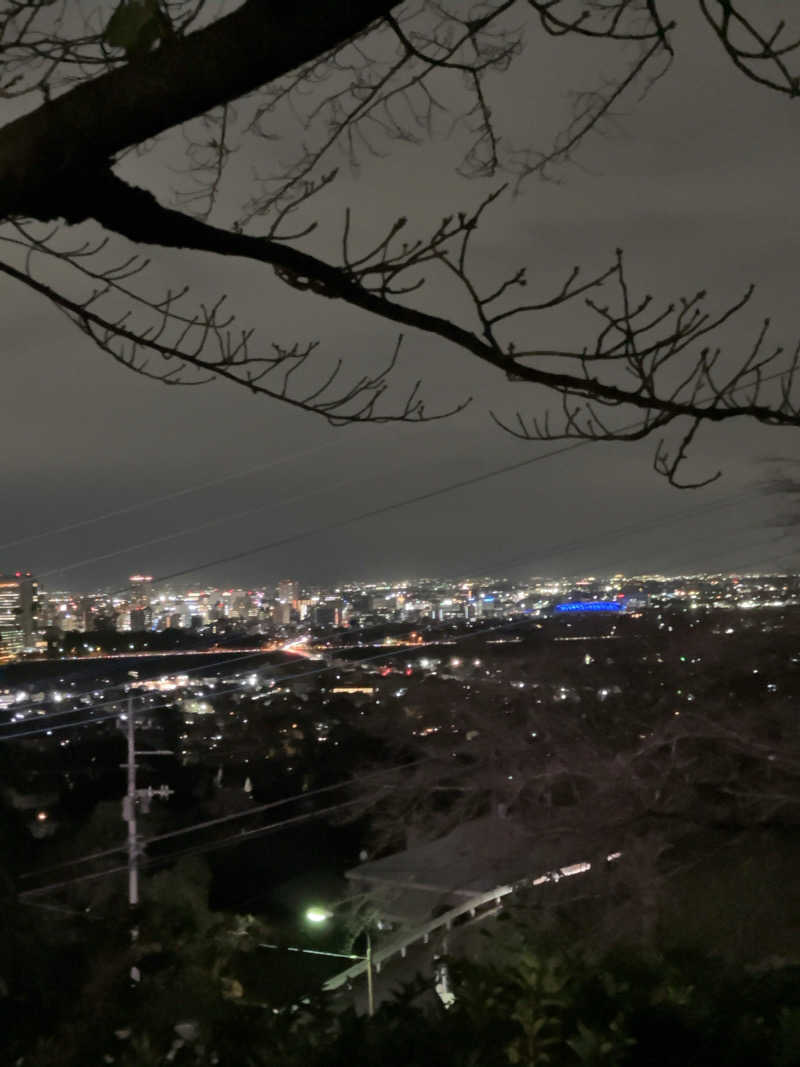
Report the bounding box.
[2,1,800,483]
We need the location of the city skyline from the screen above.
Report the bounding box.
[5,559,797,664]
[13,565,800,643]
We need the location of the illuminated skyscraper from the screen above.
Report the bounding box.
[129,574,153,606]
[0,572,39,658]
[277,579,299,607]
[131,606,152,631]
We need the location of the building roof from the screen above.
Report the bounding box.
[345,815,538,924]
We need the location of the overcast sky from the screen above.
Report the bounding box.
[1,3,798,591]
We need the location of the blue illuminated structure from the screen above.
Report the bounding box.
[555,600,623,613]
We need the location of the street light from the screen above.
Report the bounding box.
[304,905,374,1017]
[305,906,333,924]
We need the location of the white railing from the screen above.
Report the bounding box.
[322,852,620,993]
[322,884,513,991]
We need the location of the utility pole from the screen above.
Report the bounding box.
[120,692,173,982]
[124,694,139,907]
[365,929,375,1018]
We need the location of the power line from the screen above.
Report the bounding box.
[2,403,790,731]
[2,509,790,741]
[5,643,307,718]
[4,664,249,725]
[19,757,436,880]
[38,470,378,581]
[98,365,796,594]
[593,526,789,581]
[464,487,757,578]
[17,557,799,900]
[7,376,796,905]
[3,566,725,741]
[10,448,643,710]
[7,484,747,716]
[0,613,543,740]
[6,368,792,608]
[13,552,798,894]
[656,533,796,577]
[16,899,92,918]
[139,796,368,869]
[18,795,368,899]
[7,479,761,721]
[0,441,341,553]
[0,709,124,740]
[112,439,590,592]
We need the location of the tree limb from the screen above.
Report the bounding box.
[1,0,401,219]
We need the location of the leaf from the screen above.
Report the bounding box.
[566,1022,613,1063]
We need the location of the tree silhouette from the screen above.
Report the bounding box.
[1,2,800,481]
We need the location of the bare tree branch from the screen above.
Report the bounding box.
[1,0,799,470]
[699,0,800,96]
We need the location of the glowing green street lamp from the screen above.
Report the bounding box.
[305,906,334,924]
[304,905,374,1017]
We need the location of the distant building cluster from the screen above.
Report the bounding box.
[0,567,798,662]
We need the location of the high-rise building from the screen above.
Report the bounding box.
[277,579,299,607]
[272,601,292,626]
[313,599,342,627]
[130,606,152,631]
[0,572,39,658]
[129,575,153,613]
[231,593,250,620]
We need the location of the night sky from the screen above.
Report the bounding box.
[1,3,798,590]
